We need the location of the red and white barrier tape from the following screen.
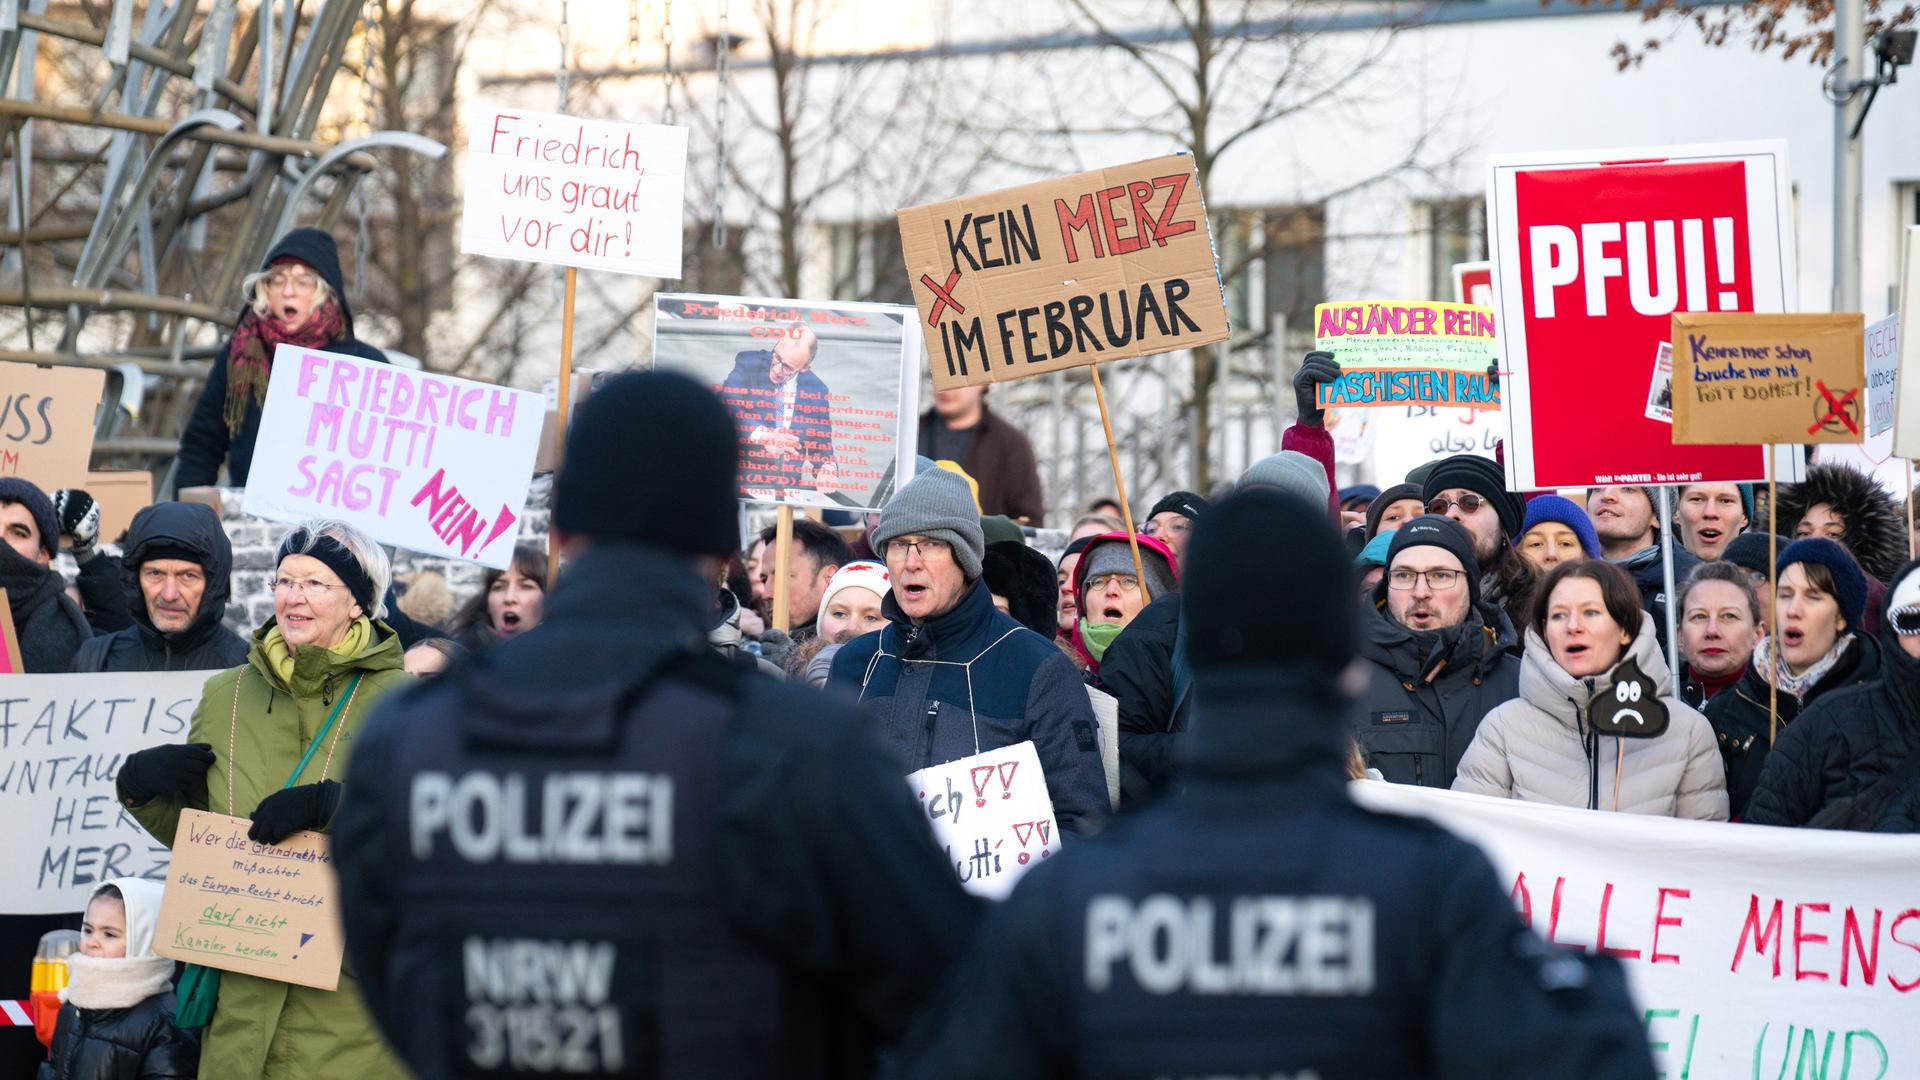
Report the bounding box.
[0,999,32,1026]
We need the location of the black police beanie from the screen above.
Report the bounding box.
[1381,514,1482,606]
[1421,454,1522,540]
[1724,532,1790,578]
[1183,488,1356,673]
[553,371,739,556]
[1147,489,1209,523]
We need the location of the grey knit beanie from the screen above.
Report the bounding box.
[873,467,986,579]
[1080,537,1176,601]
[1238,450,1330,506]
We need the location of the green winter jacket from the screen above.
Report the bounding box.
[128,617,412,1080]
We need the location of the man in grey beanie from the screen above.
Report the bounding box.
[831,467,1109,835]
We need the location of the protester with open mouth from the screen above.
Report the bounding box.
[118,518,412,1079]
[1454,559,1727,820]
[1705,538,1880,818]
[1674,560,1761,709]
[1746,558,1920,831]
[1356,515,1520,788]
[175,228,391,489]
[1672,482,1751,562]
[449,543,548,650]
[829,466,1106,836]
[1068,531,1178,678]
[1587,484,1699,654]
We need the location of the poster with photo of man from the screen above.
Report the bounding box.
[653,294,920,510]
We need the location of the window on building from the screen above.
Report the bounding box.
[1210,204,1326,345]
[1417,197,1487,301]
[826,221,913,304]
[683,221,747,296]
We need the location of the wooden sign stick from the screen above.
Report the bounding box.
[547,267,578,590]
[771,504,795,633]
[1089,365,1149,602]
[1768,455,1778,746]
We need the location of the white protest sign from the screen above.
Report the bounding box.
[1866,314,1898,438]
[0,671,216,914]
[1352,783,1920,1077]
[906,741,1059,901]
[243,345,542,570]
[1895,227,1920,458]
[460,104,687,278]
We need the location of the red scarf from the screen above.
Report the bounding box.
[223,299,344,435]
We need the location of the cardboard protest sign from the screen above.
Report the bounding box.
[243,346,542,570]
[459,104,687,278]
[83,470,152,543]
[1452,260,1493,307]
[1487,141,1803,488]
[1314,302,1499,411]
[0,671,214,913]
[153,809,343,990]
[906,742,1058,901]
[0,362,105,489]
[1865,314,1899,439]
[1354,783,1920,1078]
[897,155,1229,391]
[0,593,20,675]
[1894,227,1920,458]
[652,294,920,512]
[1670,314,1865,445]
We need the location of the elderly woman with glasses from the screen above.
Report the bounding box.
[175,228,392,490]
[117,518,412,1079]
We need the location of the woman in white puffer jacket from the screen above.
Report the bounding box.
[1453,559,1730,820]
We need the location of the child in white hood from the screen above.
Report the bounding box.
[39,878,198,1080]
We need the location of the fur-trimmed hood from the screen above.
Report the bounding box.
[1775,464,1907,584]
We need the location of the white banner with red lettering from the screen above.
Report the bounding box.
[1351,782,1920,1078]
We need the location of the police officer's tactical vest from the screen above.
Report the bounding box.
[380,653,786,1078]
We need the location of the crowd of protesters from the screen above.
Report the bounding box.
[4,332,1919,1077]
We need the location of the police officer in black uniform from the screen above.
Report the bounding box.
[894,488,1657,1079]
[334,371,978,1079]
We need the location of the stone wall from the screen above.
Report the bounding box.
[210,476,551,635]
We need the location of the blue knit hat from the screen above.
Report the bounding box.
[1520,494,1601,560]
[1355,529,1396,570]
[1777,538,1868,631]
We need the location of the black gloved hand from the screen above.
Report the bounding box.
[1291,351,1342,427]
[117,743,216,805]
[248,780,342,844]
[53,488,100,562]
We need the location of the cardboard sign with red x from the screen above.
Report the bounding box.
[1669,312,1866,446]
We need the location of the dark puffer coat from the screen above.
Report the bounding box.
[1098,593,1188,806]
[70,502,248,673]
[1704,630,1881,820]
[0,540,90,672]
[1354,595,1522,788]
[37,992,199,1080]
[175,228,389,488]
[1774,464,1908,584]
[1746,561,1920,830]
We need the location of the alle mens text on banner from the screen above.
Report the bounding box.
[0,671,217,914]
[897,155,1229,391]
[459,105,687,278]
[1354,783,1920,1078]
[243,345,543,570]
[1314,301,1499,412]
[1486,141,1802,489]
